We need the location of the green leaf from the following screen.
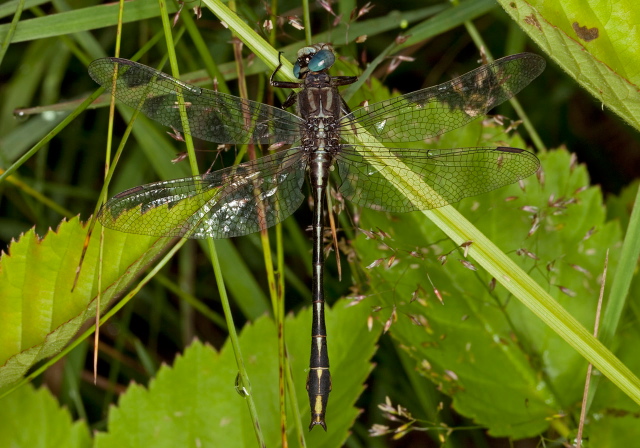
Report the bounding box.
[0,217,171,390]
[94,302,379,447]
[498,0,640,131]
[0,383,91,447]
[354,139,632,438]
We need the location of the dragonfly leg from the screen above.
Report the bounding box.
[271,51,303,109]
[340,96,353,117]
[282,92,298,109]
[270,51,303,89]
[330,75,358,87]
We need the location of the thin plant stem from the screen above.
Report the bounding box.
[159,0,264,443]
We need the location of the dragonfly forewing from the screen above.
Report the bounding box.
[98,149,308,239]
[340,53,545,144]
[88,58,303,145]
[335,146,540,212]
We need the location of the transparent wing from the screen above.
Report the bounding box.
[340,53,545,143]
[89,58,303,145]
[98,149,308,239]
[335,146,540,212]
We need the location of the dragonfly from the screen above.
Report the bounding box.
[88,44,545,431]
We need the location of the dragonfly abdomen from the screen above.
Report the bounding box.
[305,145,334,431]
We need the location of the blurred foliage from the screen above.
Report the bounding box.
[0,0,639,447]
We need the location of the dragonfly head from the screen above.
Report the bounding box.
[293,43,336,79]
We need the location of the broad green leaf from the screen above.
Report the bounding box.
[355,127,630,438]
[95,302,379,447]
[0,382,91,447]
[0,217,170,390]
[499,0,640,131]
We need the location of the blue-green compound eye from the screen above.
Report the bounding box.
[293,60,302,78]
[308,49,335,72]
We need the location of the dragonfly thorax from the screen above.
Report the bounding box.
[298,80,342,121]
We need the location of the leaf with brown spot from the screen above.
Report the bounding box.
[573,22,599,42]
[500,0,640,131]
